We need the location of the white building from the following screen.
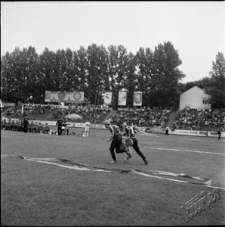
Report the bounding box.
[179,86,211,109]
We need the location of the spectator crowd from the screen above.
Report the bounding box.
[52,103,110,123]
[1,118,51,134]
[1,101,225,132]
[4,104,56,119]
[111,107,171,128]
[173,107,225,130]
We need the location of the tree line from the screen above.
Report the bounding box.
[1,42,225,109]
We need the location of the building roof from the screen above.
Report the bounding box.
[180,85,205,96]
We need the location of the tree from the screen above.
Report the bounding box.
[86,44,109,105]
[1,51,16,102]
[38,48,59,102]
[123,52,137,107]
[206,52,225,108]
[151,41,185,108]
[107,45,129,109]
[1,42,186,108]
[181,77,211,97]
[76,46,89,101]
[63,48,81,92]
[1,46,39,103]
[24,46,42,103]
[135,47,154,107]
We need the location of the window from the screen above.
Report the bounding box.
[203,98,209,104]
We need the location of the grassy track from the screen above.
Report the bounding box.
[1,129,225,226]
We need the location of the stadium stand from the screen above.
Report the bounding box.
[1,102,224,132]
[2,104,57,120]
[1,106,11,114]
[111,107,171,128]
[1,106,14,116]
[173,108,225,131]
[1,103,111,123]
[51,104,110,123]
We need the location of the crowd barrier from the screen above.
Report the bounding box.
[143,127,224,138]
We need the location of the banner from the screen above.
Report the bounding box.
[1,103,16,107]
[133,92,142,106]
[104,92,112,105]
[208,131,225,138]
[118,91,127,106]
[169,129,207,136]
[45,91,51,102]
[45,91,85,103]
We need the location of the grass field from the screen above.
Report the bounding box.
[1,128,225,226]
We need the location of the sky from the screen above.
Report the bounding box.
[1,1,225,83]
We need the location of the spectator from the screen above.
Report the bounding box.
[28,121,35,132]
[113,107,171,128]
[82,121,90,137]
[23,117,29,133]
[174,108,225,131]
[43,123,50,134]
[165,126,169,135]
[62,118,69,135]
[217,128,221,140]
[37,123,43,133]
[56,118,63,135]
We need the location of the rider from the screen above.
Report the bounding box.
[122,122,148,165]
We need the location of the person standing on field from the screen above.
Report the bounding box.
[56,118,63,135]
[165,126,169,135]
[217,128,221,140]
[82,122,90,137]
[23,117,29,133]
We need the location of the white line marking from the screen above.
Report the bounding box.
[1,154,17,157]
[132,170,225,190]
[139,133,159,137]
[183,139,199,141]
[155,148,225,156]
[24,157,225,190]
[23,158,111,172]
[3,155,225,190]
